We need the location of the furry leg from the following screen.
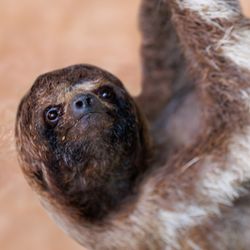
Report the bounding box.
[137,0,193,123]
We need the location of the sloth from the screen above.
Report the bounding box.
[15,0,250,249]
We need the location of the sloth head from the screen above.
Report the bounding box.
[15,64,149,221]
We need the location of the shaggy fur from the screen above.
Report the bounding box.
[15,0,250,249]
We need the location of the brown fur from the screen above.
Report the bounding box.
[16,64,151,222]
[15,0,250,249]
[137,0,193,122]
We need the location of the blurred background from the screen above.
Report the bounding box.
[0,0,140,249]
[240,0,250,17]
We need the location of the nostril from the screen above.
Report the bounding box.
[73,94,94,112]
[85,96,93,106]
[75,100,84,109]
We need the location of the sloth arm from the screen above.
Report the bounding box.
[136,0,193,123]
[136,0,204,157]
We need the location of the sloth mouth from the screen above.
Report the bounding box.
[73,111,102,127]
[63,111,109,139]
[79,111,101,120]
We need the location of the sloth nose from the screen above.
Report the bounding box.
[71,93,99,118]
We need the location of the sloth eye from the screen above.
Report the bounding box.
[44,106,61,126]
[97,86,115,101]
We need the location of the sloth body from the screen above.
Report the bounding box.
[15,0,250,249]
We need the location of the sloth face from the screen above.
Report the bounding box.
[16,64,148,220]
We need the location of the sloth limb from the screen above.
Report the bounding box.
[15,0,250,250]
[137,0,203,156]
[137,0,192,122]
